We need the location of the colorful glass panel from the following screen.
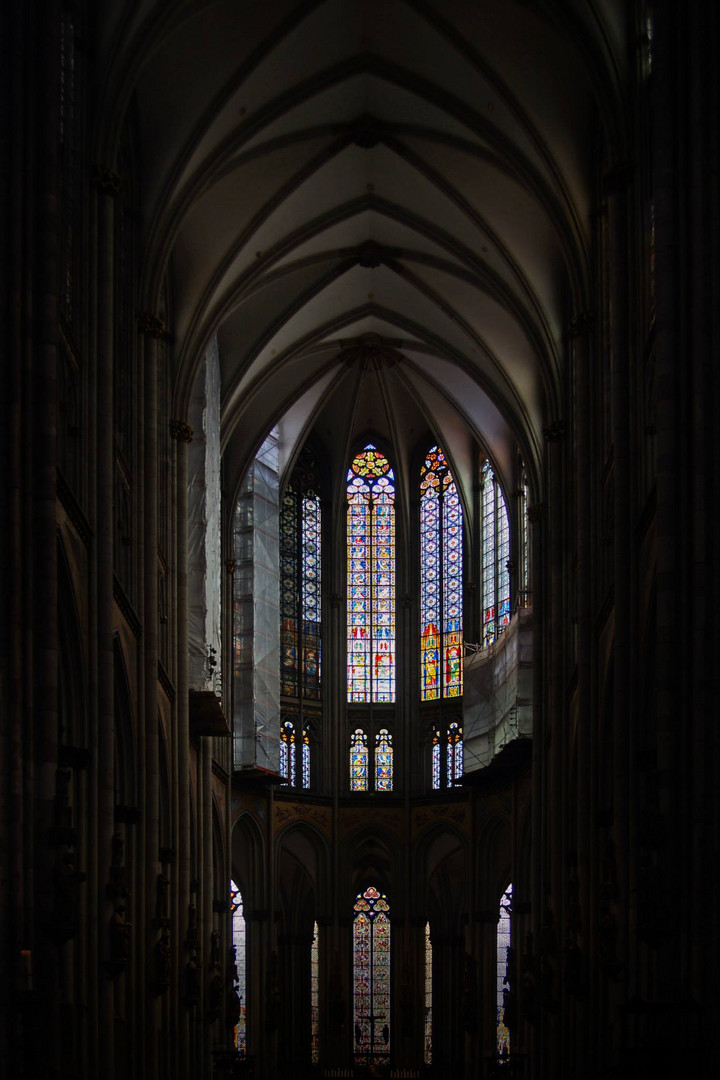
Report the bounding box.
[350,729,369,791]
[497,884,512,1059]
[280,719,296,786]
[432,731,441,790]
[230,881,247,1056]
[482,460,510,647]
[353,886,391,1063]
[311,921,319,1064]
[374,729,393,792]
[448,722,463,784]
[302,730,311,789]
[424,922,432,1065]
[420,446,463,699]
[347,445,395,702]
[281,719,310,789]
[280,455,322,702]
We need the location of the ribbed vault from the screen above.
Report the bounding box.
[96,0,627,503]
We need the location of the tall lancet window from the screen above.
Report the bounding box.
[347,444,396,702]
[280,719,310,789]
[420,446,463,699]
[231,881,247,1056]
[280,451,322,701]
[497,884,512,1060]
[311,921,320,1064]
[481,460,511,647]
[353,886,391,1063]
[424,922,433,1065]
[432,721,463,789]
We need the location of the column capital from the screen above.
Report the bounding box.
[568,311,596,338]
[91,165,122,198]
[137,312,169,339]
[170,420,194,443]
[542,420,566,442]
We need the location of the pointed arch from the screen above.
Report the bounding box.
[420,444,463,699]
[347,443,396,703]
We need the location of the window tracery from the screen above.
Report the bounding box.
[230,881,247,1056]
[353,886,391,1063]
[432,721,463,789]
[420,446,463,699]
[347,444,396,703]
[481,460,511,646]
[497,884,512,1060]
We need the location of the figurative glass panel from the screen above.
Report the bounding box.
[374,729,393,792]
[311,921,319,1064]
[420,446,463,699]
[347,445,396,702]
[424,922,433,1065]
[350,729,369,791]
[481,460,510,647]
[497,884,512,1060]
[230,881,247,1056]
[353,886,391,1063]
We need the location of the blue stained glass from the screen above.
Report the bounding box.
[347,445,396,703]
[281,455,322,702]
[374,729,393,791]
[482,460,510,648]
[421,447,463,700]
[350,729,369,790]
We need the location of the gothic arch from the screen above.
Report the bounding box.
[58,537,87,749]
[113,637,137,808]
[231,810,267,911]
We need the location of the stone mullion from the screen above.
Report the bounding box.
[94,171,118,1079]
[570,318,594,1071]
[141,320,161,1075]
[175,424,192,1080]
[31,3,62,1074]
[608,165,632,1058]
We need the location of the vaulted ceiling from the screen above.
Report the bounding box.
[97,0,628,508]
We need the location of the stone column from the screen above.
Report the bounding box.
[173,417,193,1079]
[94,164,120,1080]
[139,312,164,1075]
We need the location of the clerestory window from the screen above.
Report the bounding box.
[347,444,396,703]
[481,460,510,646]
[420,446,463,700]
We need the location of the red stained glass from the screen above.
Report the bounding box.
[347,445,396,702]
[420,446,463,699]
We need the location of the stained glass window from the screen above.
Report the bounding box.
[481,460,510,647]
[424,922,433,1065]
[420,446,463,699]
[353,886,391,1063]
[311,921,319,1064]
[374,729,393,792]
[432,722,463,789]
[519,468,529,605]
[347,444,396,703]
[350,729,369,791]
[280,451,322,701]
[230,881,247,1056]
[280,718,310,789]
[497,884,512,1060]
